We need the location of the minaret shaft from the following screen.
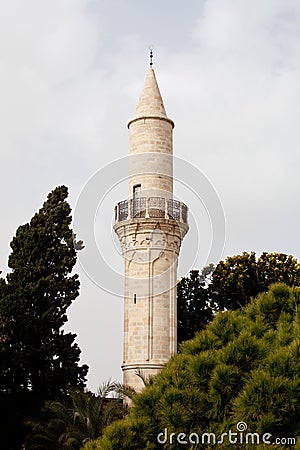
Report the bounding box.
[128,119,173,197]
[114,67,188,392]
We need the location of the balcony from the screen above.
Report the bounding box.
[114,197,188,224]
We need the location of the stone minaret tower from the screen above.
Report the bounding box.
[114,62,188,392]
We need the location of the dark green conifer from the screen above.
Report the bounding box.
[0,186,88,449]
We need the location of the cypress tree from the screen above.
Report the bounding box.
[0,185,88,449]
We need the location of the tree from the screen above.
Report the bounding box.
[209,252,300,310]
[0,186,88,449]
[84,284,300,449]
[177,253,300,345]
[25,381,128,450]
[177,264,214,345]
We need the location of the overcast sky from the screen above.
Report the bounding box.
[1,0,300,392]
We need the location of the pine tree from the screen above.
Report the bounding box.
[85,284,300,450]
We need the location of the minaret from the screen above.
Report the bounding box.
[114,59,188,392]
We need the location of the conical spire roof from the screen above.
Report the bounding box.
[135,68,167,118]
[128,68,174,128]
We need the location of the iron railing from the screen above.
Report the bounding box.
[114,197,188,224]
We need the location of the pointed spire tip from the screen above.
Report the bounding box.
[149,48,153,68]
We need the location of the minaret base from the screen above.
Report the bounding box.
[122,362,165,393]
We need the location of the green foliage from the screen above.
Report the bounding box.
[177,264,214,345]
[178,252,300,344]
[25,381,126,450]
[209,251,300,310]
[85,284,300,449]
[0,186,88,449]
[87,418,157,450]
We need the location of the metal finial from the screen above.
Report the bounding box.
[149,48,153,68]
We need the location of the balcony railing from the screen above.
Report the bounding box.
[114,197,188,224]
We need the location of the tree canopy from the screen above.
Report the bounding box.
[0,186,88,449]
[25,381,127,450]
[209,251,300,310]
[177,252,300,344]
[84,284,300,449]
[177,264,214,345]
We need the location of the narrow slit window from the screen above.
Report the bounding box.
[134,294,137,304]
[133,184,141,199]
